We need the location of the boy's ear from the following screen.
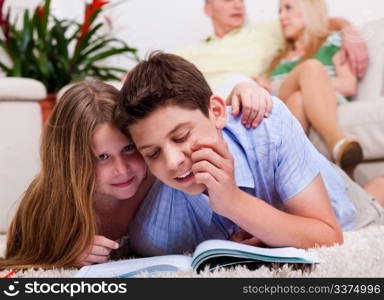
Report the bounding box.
[209,95,227,130]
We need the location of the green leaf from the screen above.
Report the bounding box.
[1,0,138,93]
[72,23,104,62]
[0,61,11,73]
[20,10,33,53]
[79,47,132,67]
[35,53,49,77]
[41,0,51,35]
[78,37,117,60]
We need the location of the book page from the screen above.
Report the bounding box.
[192,239,320,266]
[75,255,193,278]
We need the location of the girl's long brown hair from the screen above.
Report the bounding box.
[266,0,330,75]
[0,80,120,269]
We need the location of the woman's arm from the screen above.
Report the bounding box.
[331,50,358,97]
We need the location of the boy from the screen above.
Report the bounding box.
[116,52,384,256]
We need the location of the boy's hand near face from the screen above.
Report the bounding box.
[191,137,243,217]
[227,82,272,129]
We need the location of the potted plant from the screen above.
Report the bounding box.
[0,0,138,121]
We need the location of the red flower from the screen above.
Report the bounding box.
[0,0,10,42]
[37,5,45,21]
[80,0,109,36]
[93,0,109,9]
[0,0,6,24]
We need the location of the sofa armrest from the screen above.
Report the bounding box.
[0,77,46,232]
[309,99,384,161]
[0,77,46,101]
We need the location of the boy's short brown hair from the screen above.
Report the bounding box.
[116,51,212,130]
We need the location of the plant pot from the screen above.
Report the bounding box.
[40,93,57,125]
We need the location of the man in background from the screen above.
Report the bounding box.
[175,0,368,95]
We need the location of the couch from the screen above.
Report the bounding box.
[0,19,383,234]
[0,78,46,233]
[309,18,384,186]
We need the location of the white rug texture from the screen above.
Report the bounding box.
[1,225,384,278]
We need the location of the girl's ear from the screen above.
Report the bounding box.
[209,95,227,130]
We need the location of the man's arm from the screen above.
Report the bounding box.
[329,17,369,79]
[331,50,358,97]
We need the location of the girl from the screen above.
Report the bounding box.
[259,0,363,173]
[0,79,271,269]
[0,80,154,269]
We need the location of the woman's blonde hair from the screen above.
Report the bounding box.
[266,0,330,75]
[0,79,120,269]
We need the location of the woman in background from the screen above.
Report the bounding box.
[259,0,363,173]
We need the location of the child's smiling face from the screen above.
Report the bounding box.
[93,122,147,201]
[129,97,227,195]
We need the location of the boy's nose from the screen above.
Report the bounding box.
[165,146,186,173]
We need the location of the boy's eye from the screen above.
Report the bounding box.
[146,150,160,159]
[98,153,109,161]
[173,132,189,143]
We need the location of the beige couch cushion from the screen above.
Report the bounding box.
[353,19,384,102]
[309,19,384,184]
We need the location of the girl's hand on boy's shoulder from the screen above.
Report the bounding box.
[228,82,273,129]
[191,137,243,217]
[74,235,119,267]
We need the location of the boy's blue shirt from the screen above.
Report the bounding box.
[128,97,356,256]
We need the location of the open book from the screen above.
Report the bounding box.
[75,239,320,278]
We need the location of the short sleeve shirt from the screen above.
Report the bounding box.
[128,97,356,256]
[175,21,284,89]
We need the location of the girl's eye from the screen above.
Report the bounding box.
[98,153,109,161]
[123,144,135,152]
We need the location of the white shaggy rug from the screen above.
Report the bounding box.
[1,225,384,278]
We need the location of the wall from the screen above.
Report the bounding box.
[4,0,384,68]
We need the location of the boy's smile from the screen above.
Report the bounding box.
[129,98,227,194]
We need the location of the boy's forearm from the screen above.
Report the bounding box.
[227,190,343,249]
